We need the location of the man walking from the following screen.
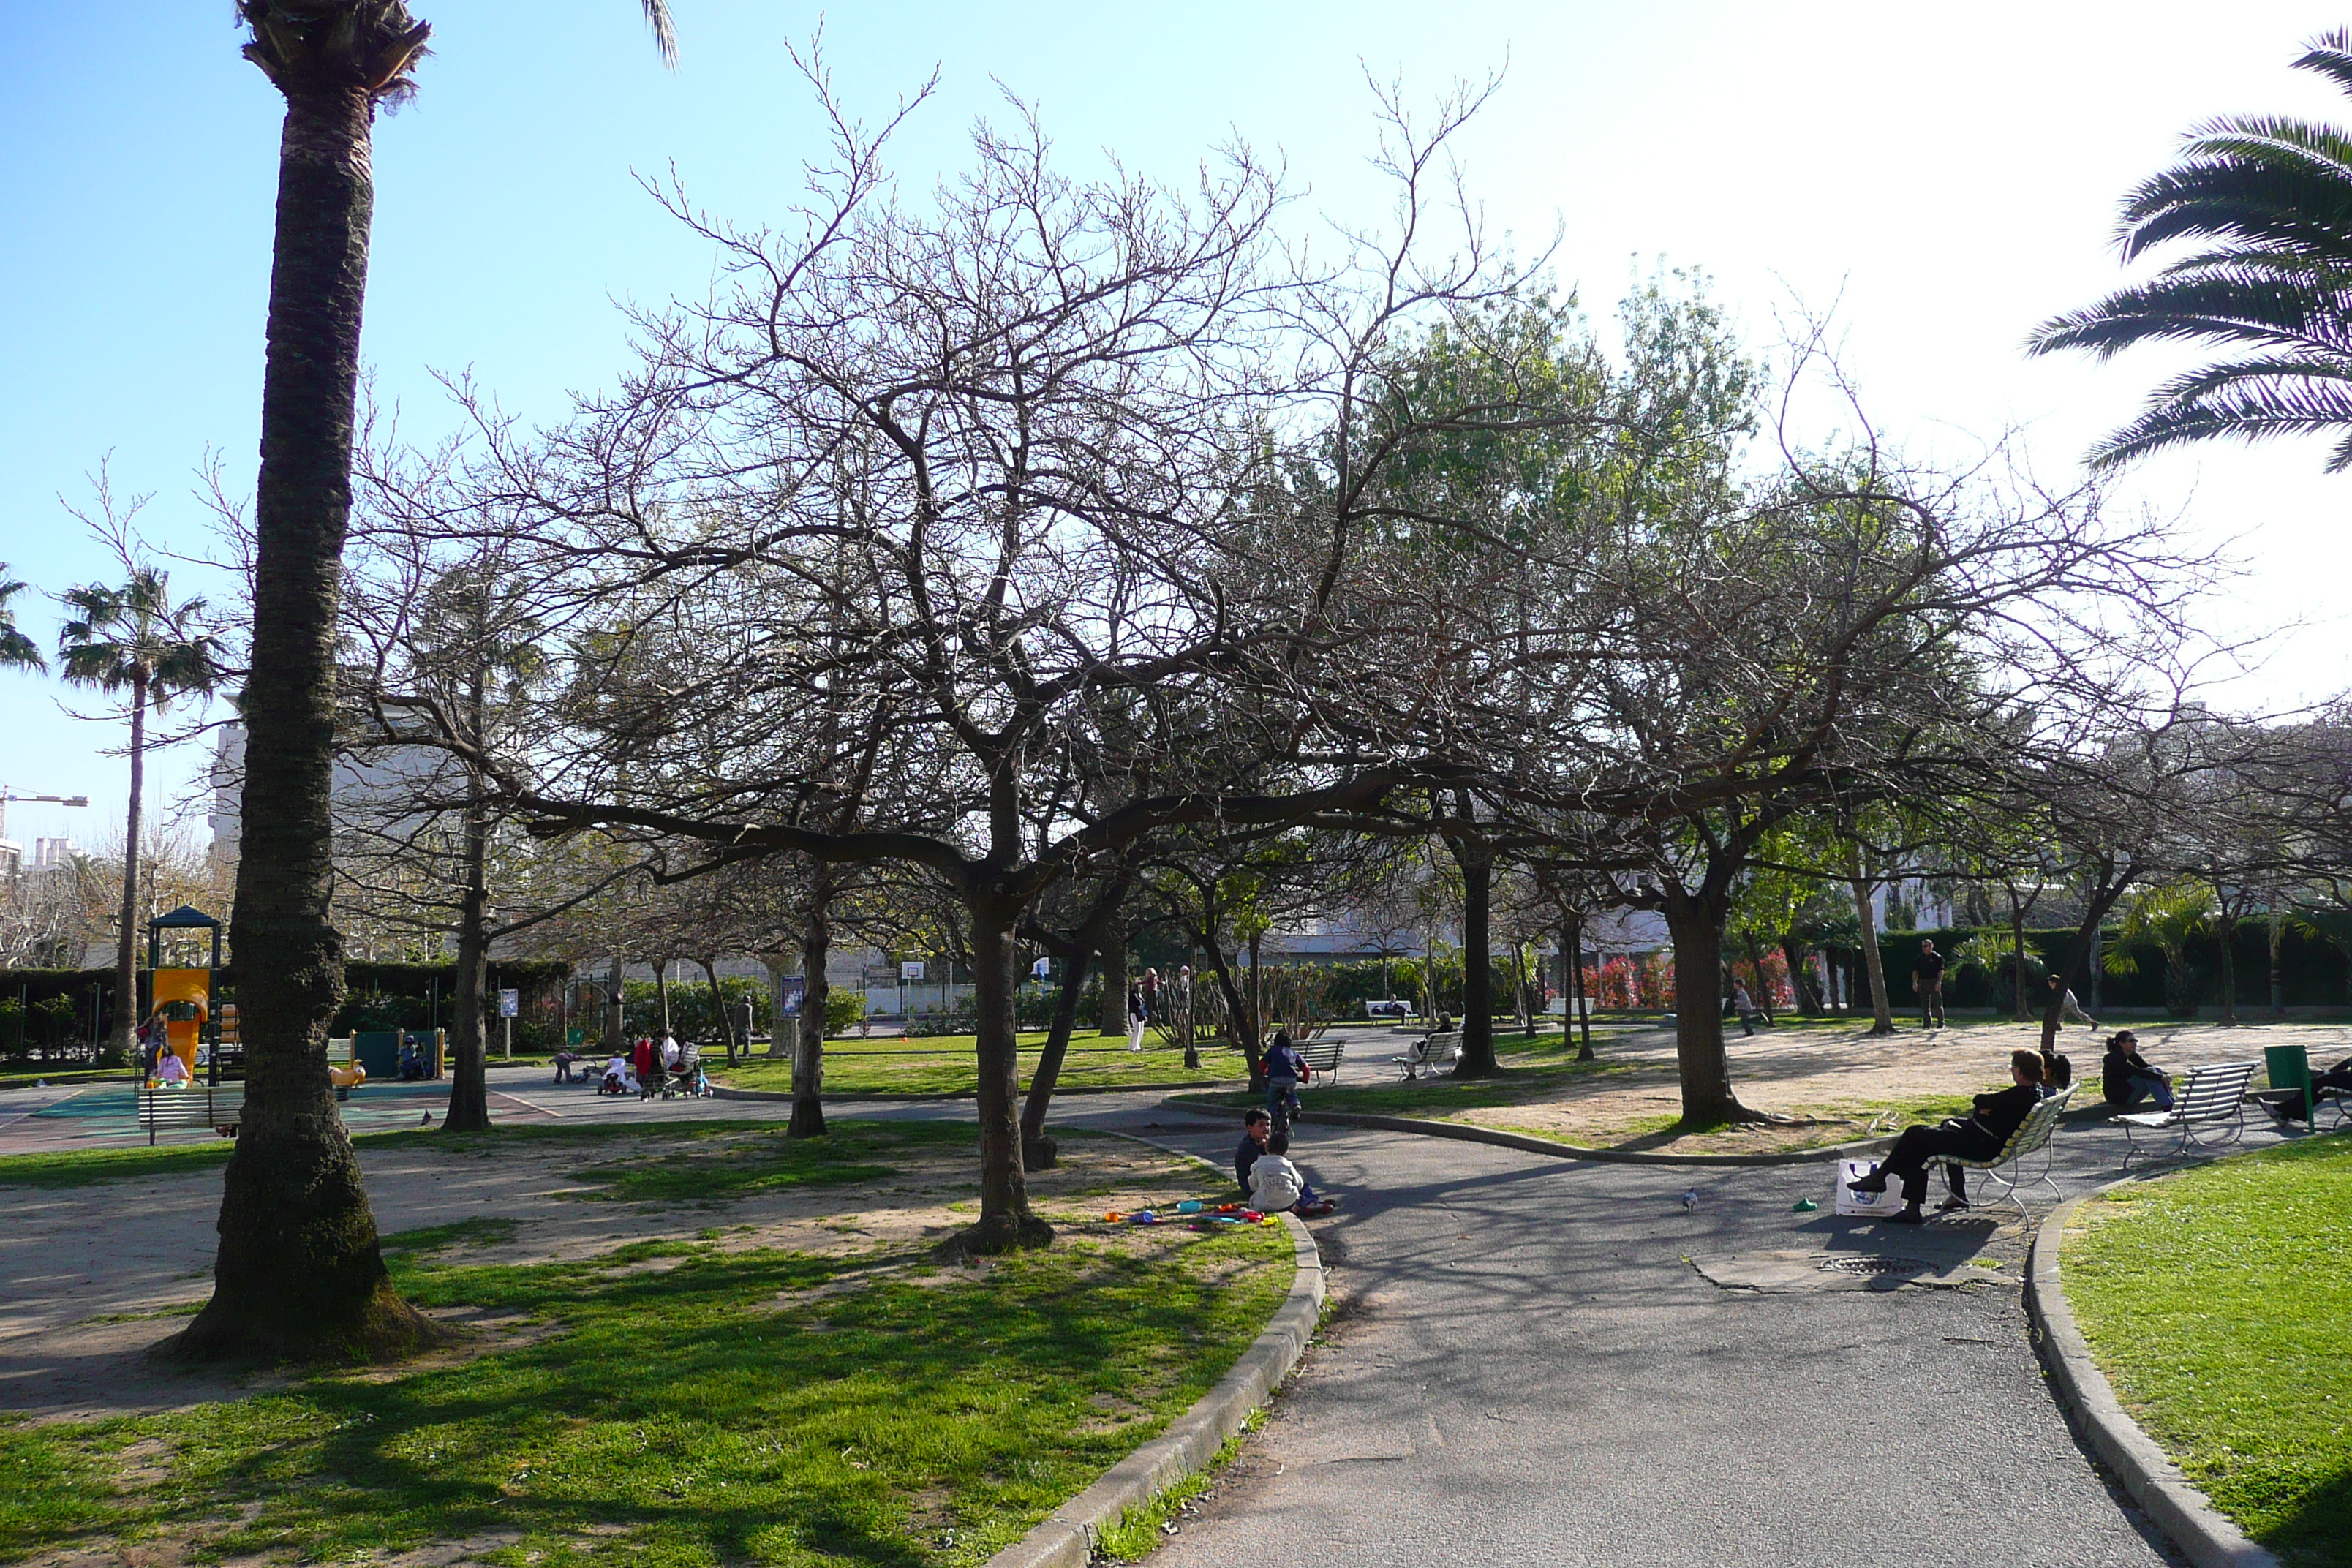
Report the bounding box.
[1912,939,1947,1030]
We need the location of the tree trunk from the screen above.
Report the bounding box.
[1095,919,1128,1036]
[442,668,491,1134]
[2215,915,2239,1027]
[1662,893,1751,1123]
[949,911,1050,1257]
[2269,911,2287,1017]
[653,961,671,1039]
[603,954,624,1052]
[2042,886,2128,1052]
[1566,916,1595,1061]
[1452,842,1499,1076]
[764,956,794,1057]
[1844,846,1896,1035]
[1743,932,1776,1022]
[178,78,435,1362]
[1019,946,1092,1171]
[2008,889,2031,1022]
[1779,937,1821,1015]
[697,959,734,1060]
[110,677,147,1060]
[1201,927,1264,1085]
[789,883,829,1139]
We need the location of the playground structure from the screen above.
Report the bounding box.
[143,905,224,1088]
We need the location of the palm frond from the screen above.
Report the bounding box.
[641,0,677,68]
[2088,363,2352,470]
[2292,28,2352,99]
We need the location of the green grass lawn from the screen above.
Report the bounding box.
[0,1121,1293,1567]
[0,1065,125,1089]
[717,1033,1237,1096]
[2065,1134,2352,1567]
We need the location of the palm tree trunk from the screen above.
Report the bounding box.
[110,676,146,1060]
[2269,911,2287,1017]
[179,78,434,1362]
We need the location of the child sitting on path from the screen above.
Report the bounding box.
[1248,1131,1338,1218]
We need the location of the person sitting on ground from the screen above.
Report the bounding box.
[1845,1049,2048,1224]
[1247,1131,1339,1218]
[1235,1108,1273,1196]
[2100,1030,2173,1111]
[397,1040,426,1081]
[1264,1029,1309,1128]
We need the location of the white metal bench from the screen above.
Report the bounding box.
[2119,1060,2258,1171]
[1940,1086,2072,1215]
[137,1082,244,1146]
[1391,1030,1461,1081]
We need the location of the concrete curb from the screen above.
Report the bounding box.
[2027,1178,2281,1568]
[983,1131,1327,1568]
[1160,1099,1901,1166]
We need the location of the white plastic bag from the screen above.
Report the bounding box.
[1833,1158,1907,1218]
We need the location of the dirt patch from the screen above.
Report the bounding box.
[1442,1018,2346,1153]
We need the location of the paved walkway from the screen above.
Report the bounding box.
[1050,1098,2313,1567]
[3,1060,2321,1564]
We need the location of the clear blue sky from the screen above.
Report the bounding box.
[4,1,2347,857]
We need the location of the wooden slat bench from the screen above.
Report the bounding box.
[1296,1040,1345,1082]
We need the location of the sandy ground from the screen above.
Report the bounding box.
[0,1128,1210,1425]
[1449,1017,2352,1153]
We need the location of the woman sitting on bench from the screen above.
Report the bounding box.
[1846,1049,2047,1224]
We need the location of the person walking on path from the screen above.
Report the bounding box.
[2100,1031,2173,1110]
[1844,1049,2047,1222]
[1126,978,1149,1052]
[1913,939,1947,1029]
[1729,981,1761,1037]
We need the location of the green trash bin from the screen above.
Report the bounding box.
[2264,1044,2313,1123]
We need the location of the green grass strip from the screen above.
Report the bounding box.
[0,1123,1291,1567]
[2063,1134,2352,1567]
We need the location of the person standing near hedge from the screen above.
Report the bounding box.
[1912,939,1947,1030]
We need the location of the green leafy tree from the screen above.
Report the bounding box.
[2104,880,2216,1018]
[2029,31,2352,470]
[57,568,222,1061]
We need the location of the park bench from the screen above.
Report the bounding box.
[2119,1060,2258,1172]
[1938,1085,2073,1215]
[1391,1029,1461,1081]
[1296,1039,1345,1082]
[1362,999,1417,1021]
[137,1081,244,1147]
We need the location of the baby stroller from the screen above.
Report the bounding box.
[638,1060,669,1100]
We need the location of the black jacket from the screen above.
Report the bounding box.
[2101,1047,2163,1106]
[1969,1083,2042,1146]
[1235,1134,1264,1192]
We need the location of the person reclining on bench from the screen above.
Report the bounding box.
[2260,1052,2352,1125]
[2100,1031,2173,1112]
[1846,1049,2048,1224]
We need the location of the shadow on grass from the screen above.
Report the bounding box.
[1,1131,1290,1568]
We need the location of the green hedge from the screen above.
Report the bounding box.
[1869,925,2351,1012]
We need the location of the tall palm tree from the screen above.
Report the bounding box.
[58,570,221,1063]
[2030,31,2352,470]
[0,565,45,671]
[178,0,675,1365]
